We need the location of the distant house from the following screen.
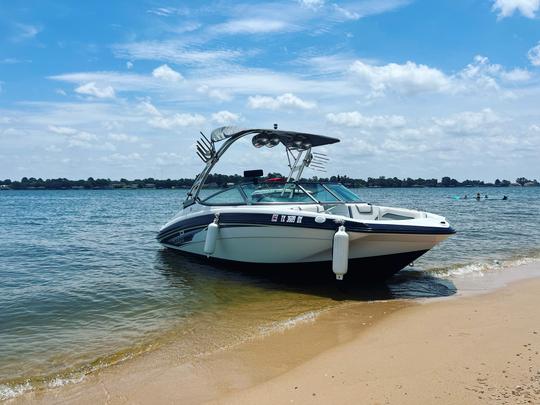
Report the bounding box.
[0,184,11,190]
[144,183,156,189]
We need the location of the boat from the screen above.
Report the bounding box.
[157,126,455,280]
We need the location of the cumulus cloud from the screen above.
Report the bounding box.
[108,133,140,143]
[348,55,533,98]
[75,82,116,98]
[326,112,406,129]
[247,93,316,110]
[126,61,134,69]
[138,100,161,116]
[48,125,78,135]
[197,85,232,101]
[528,42,540,66]
[349,60,451,97]
[100,153,142,164]
[152,64,183,82]
[458,55,528,88]
[492,0,539,19]
[149,113,206,129]
[433,108,503,136]
[212,110,241,124]
[48,124,116,149]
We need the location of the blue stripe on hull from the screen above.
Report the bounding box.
[162,247,430,281]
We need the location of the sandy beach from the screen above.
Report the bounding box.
[14,262,540,404]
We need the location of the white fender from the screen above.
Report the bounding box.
[332,225,349,280]
[204,216,219,256]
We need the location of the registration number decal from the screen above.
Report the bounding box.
[271,214,303,224]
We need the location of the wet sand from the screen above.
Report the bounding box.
[14,263,540,404]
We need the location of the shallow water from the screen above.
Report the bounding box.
[1,186,539,398]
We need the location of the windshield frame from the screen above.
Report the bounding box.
[199,182,361,206]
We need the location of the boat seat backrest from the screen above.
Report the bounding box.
[324,204,350,218]
[356,203,372,213]
[296,205,320,213]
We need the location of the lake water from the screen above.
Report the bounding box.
[1,186,540,399]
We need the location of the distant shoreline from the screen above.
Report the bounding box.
[1,175,538,190]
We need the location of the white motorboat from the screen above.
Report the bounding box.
[158,126,455,280]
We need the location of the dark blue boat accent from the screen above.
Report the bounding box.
[157,212,456,242]
[162,248,430,281]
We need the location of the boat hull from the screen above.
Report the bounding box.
[162,247,429,280]
[157,208,454,279]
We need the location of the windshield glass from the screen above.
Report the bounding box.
[299,183,340,203]
[240,183,315,203]
[201,187,246,205]
[324,184,362,202]
[201,182,361,205]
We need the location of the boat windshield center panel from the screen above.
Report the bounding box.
[158,126,455,280]
[201,182,362,206]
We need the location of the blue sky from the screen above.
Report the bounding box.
[1,0,540,180]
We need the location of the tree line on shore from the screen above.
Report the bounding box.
[1,175,538,190]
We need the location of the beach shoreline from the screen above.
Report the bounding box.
[9,261,540,404]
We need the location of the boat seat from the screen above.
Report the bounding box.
[295,205,320,213]
[324,204,350,218]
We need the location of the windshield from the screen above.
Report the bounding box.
[241,183,316,203]
[201,182,361,205]
[324,183,362,202]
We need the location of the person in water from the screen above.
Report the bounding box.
[502,195,508,200]
[463,194,468,199]
[485,194,488,199]
[476,192,481,200]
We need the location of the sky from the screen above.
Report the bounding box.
[1,0,540,181]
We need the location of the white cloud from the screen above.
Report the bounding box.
[100,152,142,163]
[501,68,531,81]
[492,0,539,19]
[75,82,116,99]
[347,55,533,98]
[48,125,78,135]
[297,0,325,9]
[126,61,134,69]
[138,100,161,116]
[113,41,243,65]
[212,18,291,34]
[69,131,98,142]
[528,42,540,66]
[108,133,140,143]
[149,113,206,129]
[433,108,503,135]
[197,85,232,101]
[247,93,316,110]
[332,4,361,20]
[212,110,241,125]
[0,58,30,64]
[152,64,183,82]
[326,112,406,129]
[349,60,451,97]
[13,23,41,42]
